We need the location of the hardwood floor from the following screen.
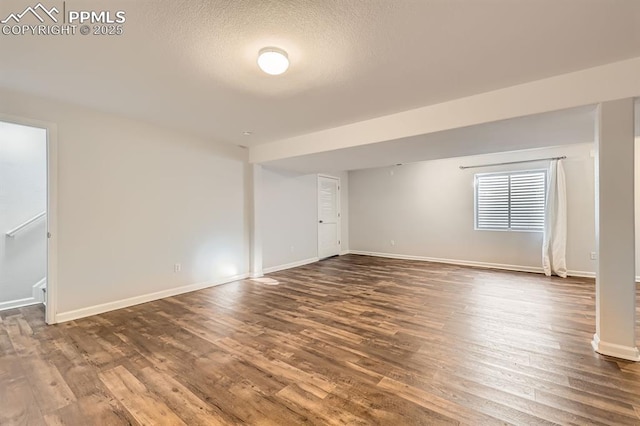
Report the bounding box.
[2,254,640,425]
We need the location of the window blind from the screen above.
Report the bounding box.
[475,171,546,231]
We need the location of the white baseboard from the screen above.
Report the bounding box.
[349,250,546,274]
[0,278,46,312]
[348,250,602,279]
[263,257,319,274]
[340,250,350,256]
[0,297,40,311]
[592,333,640,361]
[566,271,640,282]
[55,273,249,323]
[567,270,596,279]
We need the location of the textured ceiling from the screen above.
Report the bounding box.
[1,0,639,147]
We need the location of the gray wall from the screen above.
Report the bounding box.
[349,143,597,275]
[261,169,349,271]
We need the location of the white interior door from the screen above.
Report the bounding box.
[318,175,340,259]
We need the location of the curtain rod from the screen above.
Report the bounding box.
[459,156,566,170]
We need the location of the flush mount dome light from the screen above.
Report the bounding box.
[257,47,289,75]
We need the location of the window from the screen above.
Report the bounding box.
[475,170,546,231]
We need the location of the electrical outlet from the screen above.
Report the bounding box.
[590,252,596,260]
[174,263,181,273]
[290,246,295,253]
[390,240,395,246]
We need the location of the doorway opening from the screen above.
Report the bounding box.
[0,118,56,323]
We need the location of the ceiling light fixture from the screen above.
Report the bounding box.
[257,47,289,75]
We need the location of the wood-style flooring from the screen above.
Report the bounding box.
[2,254,640,425]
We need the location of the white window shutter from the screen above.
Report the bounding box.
[509,172,546,230]
[476,174,509,230]
[475,171,546,231]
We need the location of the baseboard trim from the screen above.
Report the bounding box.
[592,333,640,361]
[340,250,350,256]
[263,257,319,274]
[567,270,596,279]
[565,271,640,282]
[55,273,249,323]
[348,250,599,279]
[0,297,39,312]
[349,250,547,274]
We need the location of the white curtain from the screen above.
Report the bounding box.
[542,159,567,277]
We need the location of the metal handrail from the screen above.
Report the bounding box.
[5,211,46,237]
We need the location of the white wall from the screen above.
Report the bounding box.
[262,169,318,269]
[349,143,597,275]
[0,88,249,319]
[0,122,47,304]
[261,169,349,271]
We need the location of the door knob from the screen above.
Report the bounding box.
[319,220,323,223]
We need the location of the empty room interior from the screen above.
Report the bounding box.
[2,1,640,424]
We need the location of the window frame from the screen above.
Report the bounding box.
[474,169,547,233]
